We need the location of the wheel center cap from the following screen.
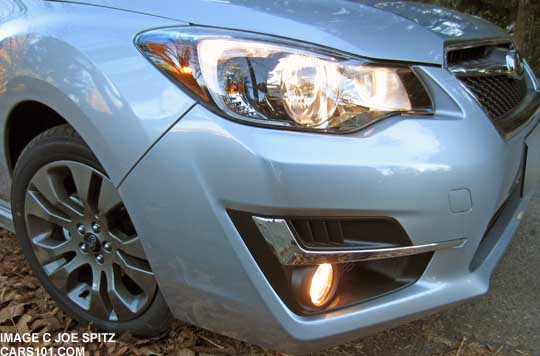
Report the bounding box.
[84,233,100,251]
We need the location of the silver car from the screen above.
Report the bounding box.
[0,0,539,353]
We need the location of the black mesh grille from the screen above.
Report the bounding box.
[447,42,534,135]
[460,75,528,119]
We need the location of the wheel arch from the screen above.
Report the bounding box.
[0,5,194,189]
[5,100,69,173]
[0,76,108,180]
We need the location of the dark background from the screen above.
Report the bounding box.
[423,0,540,73]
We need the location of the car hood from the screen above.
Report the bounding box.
[69,0,509,64]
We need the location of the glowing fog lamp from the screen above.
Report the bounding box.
[291,263,340,311]
[309,263,335,307]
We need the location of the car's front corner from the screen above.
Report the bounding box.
[69,0,540,353]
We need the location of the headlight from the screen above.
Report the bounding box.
[135,27,432,133]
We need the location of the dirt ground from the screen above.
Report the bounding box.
[1,192,539,356]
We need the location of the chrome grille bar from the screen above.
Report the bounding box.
[252,216,466,266]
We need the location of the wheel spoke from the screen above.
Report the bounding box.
[45,256,86,292]
[106,269,138,320]
[115,253,156,296]
[25,191,72,228]
[67,163,96,211]
[67,283,91,310]
[97,179,122,215]
[110,232,146,260]
[31,232,76,265]
[89,269,111,319]
[29,168,60,207]
[30,167,83,218]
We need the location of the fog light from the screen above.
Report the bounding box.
[291,263,339,311]
[309,263,334,307]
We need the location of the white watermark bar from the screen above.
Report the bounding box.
[0,346,85,356]
[0,332,116,356]
[0,333,115,344]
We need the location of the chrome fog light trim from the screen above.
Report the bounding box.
[252,216,466,266]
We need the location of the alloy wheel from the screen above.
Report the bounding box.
[23,160,156,321]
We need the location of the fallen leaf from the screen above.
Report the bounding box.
[16,314,32,333]
[0,303,25,323]
[177,349,195,356]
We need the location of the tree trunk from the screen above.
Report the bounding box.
[514,0,530,52]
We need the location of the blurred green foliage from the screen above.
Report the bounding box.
[423,0,539,73]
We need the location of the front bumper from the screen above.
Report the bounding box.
[119,66,540,354]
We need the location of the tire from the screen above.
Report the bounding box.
[11,124,173,336]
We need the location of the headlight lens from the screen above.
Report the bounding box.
[136,27,432,133]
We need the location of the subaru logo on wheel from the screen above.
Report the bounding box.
[84,233,98,249]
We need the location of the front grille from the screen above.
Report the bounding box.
[460,75,528,119]
[447,41,534,136]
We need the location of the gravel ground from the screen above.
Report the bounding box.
[0,195,539,356]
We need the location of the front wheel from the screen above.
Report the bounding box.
[11,124,172,336]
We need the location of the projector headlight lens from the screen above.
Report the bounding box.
[136,27,432,133]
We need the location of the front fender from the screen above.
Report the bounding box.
[0,0,194,188]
